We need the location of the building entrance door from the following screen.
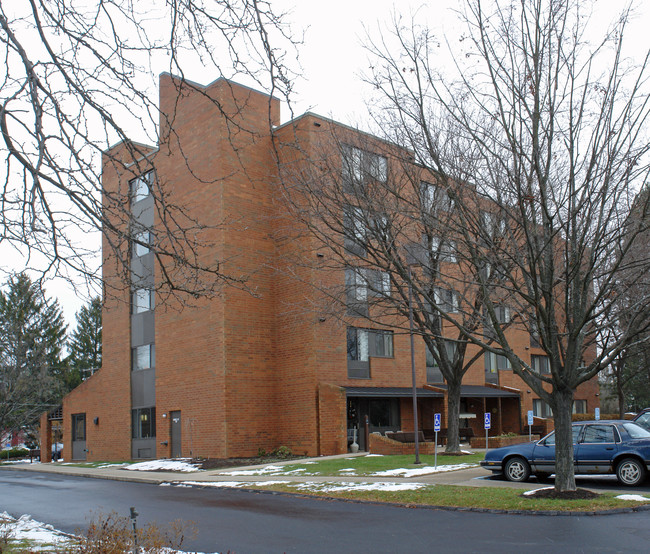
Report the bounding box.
[71,413,87,461]
[170,411,182,458]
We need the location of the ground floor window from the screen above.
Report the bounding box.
[132,407,156,439]
[72,413,86,441]
[533,399,553,418]
[573,399,587,414]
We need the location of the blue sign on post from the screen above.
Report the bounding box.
[595,407,600,421]
[527,411,534,426]
[434,413,441,432]
[484,412,491,430]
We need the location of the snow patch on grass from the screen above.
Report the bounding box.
[124,458,201,472]
[372,463,476,477]
[0,512,71,550]
[616,494,650,502]
[290,481,428,492]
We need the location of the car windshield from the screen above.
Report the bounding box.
[622,422,650,439]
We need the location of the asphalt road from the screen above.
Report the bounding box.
[2,469,650,553]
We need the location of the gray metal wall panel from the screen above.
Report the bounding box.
[131,311,155,347]
[131,252,154,286]
[131,368,156,407]
[131,438,156,459]
[131,196,154,226]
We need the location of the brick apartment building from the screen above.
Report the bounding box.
[40,74,599,462]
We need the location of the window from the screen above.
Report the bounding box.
[132,344,155,371]
[72,413,86,441]
[133,230,151,257]
[531,355,551,375]
[347,327,394,361]
[430,237,457,263]
[480,210,505,238]
[426,340,456,383]
[581,424,616,444]
[345,268,390,314]
[484,351,511,373]
[433,287,459,313]
[573,400,587,414]
[342,146,387,190]
[533,399,553,418]
[130,172,152,204]
[530,316,541,348]
[132,407,156,439]
[343,205,367,256]
[133,288,154,314]
[421,182,453,212]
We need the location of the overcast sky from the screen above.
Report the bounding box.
[5,0,649,326]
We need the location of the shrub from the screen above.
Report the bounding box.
[0,447,30,461]
[62,511,195,553]
[272,445,292,459]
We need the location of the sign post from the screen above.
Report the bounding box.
[595,407,600,421]
[433,413,441,468]
[484,412,491,450]
[527,410,534,441]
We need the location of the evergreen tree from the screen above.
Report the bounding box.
[65,297,102,390]
[0,273,66,433]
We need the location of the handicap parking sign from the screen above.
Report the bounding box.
[434,413,441,432]
[484,412,491,430]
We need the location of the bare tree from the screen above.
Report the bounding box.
[277,126,511,453]
[0,0,297,299]
[362,0,650,491]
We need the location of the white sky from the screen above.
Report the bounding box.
[4,0,649,326]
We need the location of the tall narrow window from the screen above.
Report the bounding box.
[132,407,156,439]
[433,287,459,313]
[130,172,152,204]
[132,344,155,371]
[421,182,453,212]
[132,288,154,313]
[133,230,151,257]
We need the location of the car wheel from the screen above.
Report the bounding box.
[616,458,646,486]
[504,457,531,482]
[535,472,551,483]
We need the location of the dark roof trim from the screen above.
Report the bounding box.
[431,384,521,398]
[344,386,443,398]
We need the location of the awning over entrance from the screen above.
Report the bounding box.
[427,384,521,398]
[344,386,444,398]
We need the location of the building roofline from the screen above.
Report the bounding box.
[159,72,282,102]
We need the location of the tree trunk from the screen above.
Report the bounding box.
[445,378,462,453]
[617,376,625,418]
[553,389,577,492]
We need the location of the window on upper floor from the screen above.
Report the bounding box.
[342,145,388,191]
[133,230,151,257]
[420,182,454,213]
[132,343,155,371]
[132,288,154,314]
[485,351,511,373]
[132,407,156,439]
[426,340,456,383]
[345,267,391,312]
[130,171,153,204]
[531,354,551,375]
[430,237,457,263]
[347,327,394,361]
[433,287,460,313]
[343,205,367,256]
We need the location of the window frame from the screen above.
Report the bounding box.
[132,343,155,371]
[132,288,154,314]
[132,407,156,439]
[347,327,394,361]
[130,172,153,204]
[531,354,551,375]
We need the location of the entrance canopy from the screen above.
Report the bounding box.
[430,384,520,398]
[344,386,443,398]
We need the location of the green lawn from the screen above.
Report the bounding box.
[244,482,648,512]
[272,453,484,476]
